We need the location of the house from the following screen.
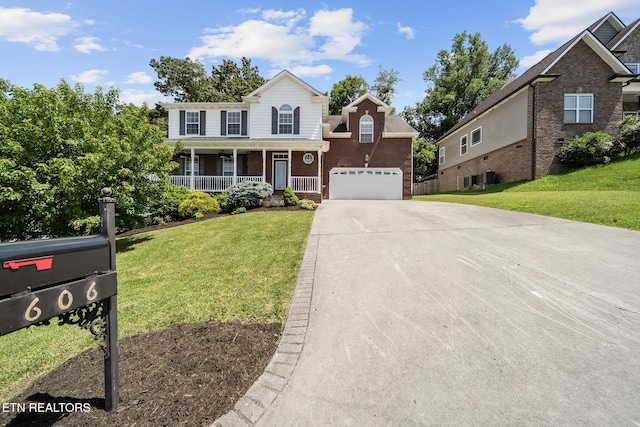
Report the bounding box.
[435,12,640,192]
[160,70,417,201]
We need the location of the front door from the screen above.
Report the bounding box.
[274,160,288,191]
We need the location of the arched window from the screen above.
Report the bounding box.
[279,104,293,134]
[360,115,373,143]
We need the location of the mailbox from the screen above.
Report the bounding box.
[0,235,111,299]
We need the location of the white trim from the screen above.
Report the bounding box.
[564,93,594,123]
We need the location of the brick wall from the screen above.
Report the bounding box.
[324,98,413,199]
[534,39,623,178]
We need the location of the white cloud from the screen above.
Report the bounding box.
[519,49,553,68]
[288,64,333,78]
[70,69,108,84]
[0,7,75,51]
[188,8,369,69]
[74,36,106,54]
[397,23,415,40]
[120,89,166,106]
[515,0,639,45]
[126,71,153,84]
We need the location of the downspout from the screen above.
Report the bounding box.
[530,83,537,181]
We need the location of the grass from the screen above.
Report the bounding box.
[414,154,640,231]
[0,210,314,401]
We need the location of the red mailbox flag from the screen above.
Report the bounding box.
[3,256,53,271]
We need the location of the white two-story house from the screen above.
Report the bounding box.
[162,70,418,201]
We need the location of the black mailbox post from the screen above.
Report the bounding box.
[0,188,119,411]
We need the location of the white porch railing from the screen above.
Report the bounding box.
[291,176,319,193]
[172,175,319,193]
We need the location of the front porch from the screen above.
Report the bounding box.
[171,146,324,199]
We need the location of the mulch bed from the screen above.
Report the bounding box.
[0,321,281,427]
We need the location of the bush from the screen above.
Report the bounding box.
[226,180,273,208]
[557,131,622,167]
[231,207,247,215]
[620,115,640,156]
[149,184,190,222]
[178,191,220,219]
[214,192,230,211]
[300,199,317,210]
[283,186,299,206]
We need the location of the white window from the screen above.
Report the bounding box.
[186,111,200,135]
[564,94,593,123]
[439,147,445,165]
[626,63,639,74]
[360,115,374,143]
[227,111,241,135]
[471,127,482,146]
[279,104,293,134]
[185,155,199,175]
[223,158,234,176]
[460,134,468,155]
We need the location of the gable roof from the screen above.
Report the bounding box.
[437,11,636,143]
[608,17,640,51]
[244,69,325,98]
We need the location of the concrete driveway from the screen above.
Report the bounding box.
[216,200,640,427]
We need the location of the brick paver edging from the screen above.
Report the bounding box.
[211,232,319,427]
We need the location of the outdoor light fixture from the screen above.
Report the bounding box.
[364,153,370,168]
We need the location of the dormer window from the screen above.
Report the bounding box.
[360,115,373,143]
[279,104,293,134]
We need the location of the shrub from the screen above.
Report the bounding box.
[300,199,317,210]
[620,115,640,156]
[214,192,230,211]
[264,199,284,208]
[178,191,220,219]
[226,180,273,208]
[283,186,299,206]
[231,207,247,215]
[557,131,622,167]
[149,184,190,222]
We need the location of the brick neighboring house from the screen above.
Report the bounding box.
[436,11,640,192]
[161,70,417,201]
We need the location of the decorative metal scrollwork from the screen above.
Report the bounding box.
[56,301,110,357]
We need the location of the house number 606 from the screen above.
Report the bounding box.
[23,283,99,323]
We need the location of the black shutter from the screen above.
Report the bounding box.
[220,111,227,136]
[199,111,206,135]
[272,107,278,134]
[294,107,300,135]
[241,110,248,135]
[179,110,186,135]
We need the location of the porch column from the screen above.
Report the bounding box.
[262,149,266,183]
[287,148,292,189]
[317,149,322,193]
[233,148,237,185]
[189,148,195,190]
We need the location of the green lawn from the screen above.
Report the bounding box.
[414,154,640,231]
[0,210,314,401]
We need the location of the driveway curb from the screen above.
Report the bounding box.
[211,217,320,427]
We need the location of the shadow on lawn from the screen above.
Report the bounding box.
[116,235,153,254]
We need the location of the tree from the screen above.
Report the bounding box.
[0,80,177,240]
[405,32,518,141]
[413,138,438,181]
[328,75,370,115]
[371,66,400,107]
[149,56,265,102]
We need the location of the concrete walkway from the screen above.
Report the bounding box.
[214,200,640,426]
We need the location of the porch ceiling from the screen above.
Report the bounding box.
[166,138,330,152]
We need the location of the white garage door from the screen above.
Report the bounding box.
[329,167,403,200]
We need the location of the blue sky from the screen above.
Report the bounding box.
[1,0,639,111]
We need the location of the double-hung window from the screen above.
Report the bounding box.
[360,115,374,143]
[564,94,593,123]
[185,155,199,175]
[439,147,445,165]
[223,158,234,176]
[471,127,482,146]
[279,104,293,134]
[227,111,241,135]
[186,111,200,135]
[460,134,468,155]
